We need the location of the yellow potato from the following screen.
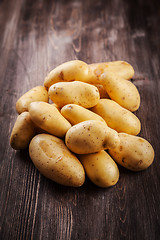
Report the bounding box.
[61,104,106,125]
[44,60,88,89]
[29,134,85,187]
[109,133,154,171]
[48,81,100,108]
[28,101,71,138]
[99,72,140,112]
[44,60,134,88]
[91,99,141,135]
[65,120,120,154]
[10,112,36,150]
[86,61,135,84]
[16,86,48,114]
[78,150,119,187]
[92,84,110,99]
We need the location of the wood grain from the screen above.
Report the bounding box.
[0,0,160,239]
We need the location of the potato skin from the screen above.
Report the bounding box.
[16,86,48,114]
[65,120,120,154]
[29,134,85,187]
[48,81,100,108]
[44,60,88,88]
[10,112,36,150]
[100,72,140,112]
[28,102,71,138]
[61,104,106,125]
[91,99,141,135]
[87,61,134,84]
[109,133,155,171]
[78,151,119,188]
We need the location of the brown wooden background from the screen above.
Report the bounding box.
[0,0,160,239]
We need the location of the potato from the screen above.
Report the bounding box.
[61,104,106,125]
[48,81,100,108]
[87,61,134,84]
[65,120,120,154]
[16,86,48,114]
[10,112,36,150]
[99,72,140,112]
[78,151,119,187]
[29,134,85,187]
[44,60,134,88]
[91,99,141,135]
[92,84,110,99]
[28,102,71,138]
[109,133,154,171]
[44,60,88,89]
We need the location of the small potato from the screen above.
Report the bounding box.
[100,72,140,112]
[61,104,106,125]
[87,61,134,84]
[16,86,49,114]
[65,120,120,154]
[29,134,85,187]
[28,102,71,138]
[48,81,100,108]
[91,99,141,135]
[44,60,88,89]
[109,133,155,171]
[10,112,36,150]
[78,151,119,188]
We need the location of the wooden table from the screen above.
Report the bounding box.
[1,0,160,239]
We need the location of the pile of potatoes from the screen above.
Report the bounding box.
[10,60,155,188]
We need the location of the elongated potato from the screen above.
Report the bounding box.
[10,112,36,150]
[109,133,154,171]
[29,134,85,187]
[44,60,88,89]
[61,104,106,125]
[48,81,100,108]
[99,72,140,112]
[91,99,141,135]
[78,151,119,187]
[87,61,134,84]
[16,86,48,114]
[28,102,71,138]
[65,120,120,154]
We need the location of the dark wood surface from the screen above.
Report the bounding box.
[0,0,160,239]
